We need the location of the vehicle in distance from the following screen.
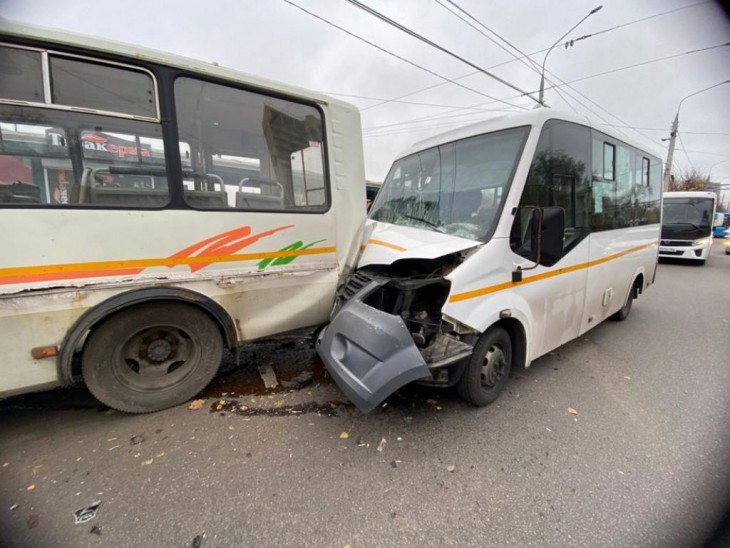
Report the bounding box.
[659,191,717,265]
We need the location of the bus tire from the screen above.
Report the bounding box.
[82,302,223,413]
[610,283,635,322]
[457,326,511,407]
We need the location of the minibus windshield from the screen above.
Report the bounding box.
[369,126,529,242]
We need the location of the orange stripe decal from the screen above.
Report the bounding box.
[449,242,655,303]
[366,239,407,252]
[0,247,337,286]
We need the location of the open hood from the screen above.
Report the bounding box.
[358,221,481,267]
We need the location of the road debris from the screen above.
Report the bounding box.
[141,458,154,466]
[280,371,314,390]
[339,432,349,439]
[191,532,207,548]
[74,501,101,524]
[446,464,456,473]
[188,399,206,410]
[567,407,578,416]
[90,525,102,536]
[390,461,398,468]
[258,363,279,389]
[9,503,19,511]
[377,438,387,452]
[130,435,145,445]
[26,484,35,491]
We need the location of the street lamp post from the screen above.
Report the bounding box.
[538,5,603,106]
[662,80,730,190]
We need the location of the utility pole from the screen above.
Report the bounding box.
[662,80,730,192]
[662,114,678,191]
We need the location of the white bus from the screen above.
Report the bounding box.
[317,109,663,412]
[0,22,366,412]
[659,191,717,265]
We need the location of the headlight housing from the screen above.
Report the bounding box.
[692,237,711,247]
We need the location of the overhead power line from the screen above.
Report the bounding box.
[343,0,540,104]
[281,0,527,111]
[355,0,717,115]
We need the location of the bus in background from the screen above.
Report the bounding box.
[713,211,730,238]
[659,191,717,265]
[0,21,366,412]
[317,109,662,413]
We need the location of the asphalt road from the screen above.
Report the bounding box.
[1,243,729,548]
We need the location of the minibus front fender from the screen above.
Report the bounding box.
[445,291,534,368]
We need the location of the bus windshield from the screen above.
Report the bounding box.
[663,197,714,232]
[369,126,529,242]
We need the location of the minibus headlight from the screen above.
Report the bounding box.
[692,237,710,247]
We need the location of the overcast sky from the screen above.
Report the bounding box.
[2,0,729,192]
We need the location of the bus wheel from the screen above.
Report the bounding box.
[610,283,635,322]
[82,302,223,413]
[457,326,511,407]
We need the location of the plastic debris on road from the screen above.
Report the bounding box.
[446,464,456,473]
[188,399,205,410]
[377,438,387,452]
[339,432,349,439]
[74,501,101,524]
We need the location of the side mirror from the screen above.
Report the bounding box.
[510,206,540,264]
[510,206,565,281]
[539,206,565,267]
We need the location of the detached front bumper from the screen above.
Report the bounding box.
[316,281,431,413]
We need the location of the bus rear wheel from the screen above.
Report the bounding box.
[457,326,512,407]
[610,282,636,321]
[82,302,223,413]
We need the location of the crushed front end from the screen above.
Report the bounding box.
[316,256,475,413]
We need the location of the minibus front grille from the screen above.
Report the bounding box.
[660,240,692,247]
[343,271,377,301]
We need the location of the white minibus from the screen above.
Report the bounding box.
[317,109,663,412]
[659,191,717,265]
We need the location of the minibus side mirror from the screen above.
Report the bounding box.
[539,206,565,267]
[510,206,565,281]
[510,206,540,263]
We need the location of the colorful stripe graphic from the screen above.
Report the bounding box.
[0,225,334,286]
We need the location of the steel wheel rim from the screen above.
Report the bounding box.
[480,345,507,389]
[112,324,201,392]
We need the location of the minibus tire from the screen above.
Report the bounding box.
[82,302,223,413]
[610,284,634,322]
[457,326,511,407]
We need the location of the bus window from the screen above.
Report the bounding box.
[49,55,157,119]
[0,45,44,102]
[0,121,70,204]
[174,76,327,212]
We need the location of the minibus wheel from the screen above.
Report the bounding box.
[82,302,223,413]
[610,282,636,321]
[457,326,511,407]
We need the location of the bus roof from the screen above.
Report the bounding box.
[396,107,663,163]
[0,20,357,113]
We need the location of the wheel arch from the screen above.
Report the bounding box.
[491,317,528,371]
[58,287,238,384]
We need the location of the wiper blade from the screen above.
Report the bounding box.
[403,215,444,232]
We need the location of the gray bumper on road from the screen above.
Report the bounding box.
[316,281,431,413]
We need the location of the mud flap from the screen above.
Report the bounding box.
[316,281,431,413]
